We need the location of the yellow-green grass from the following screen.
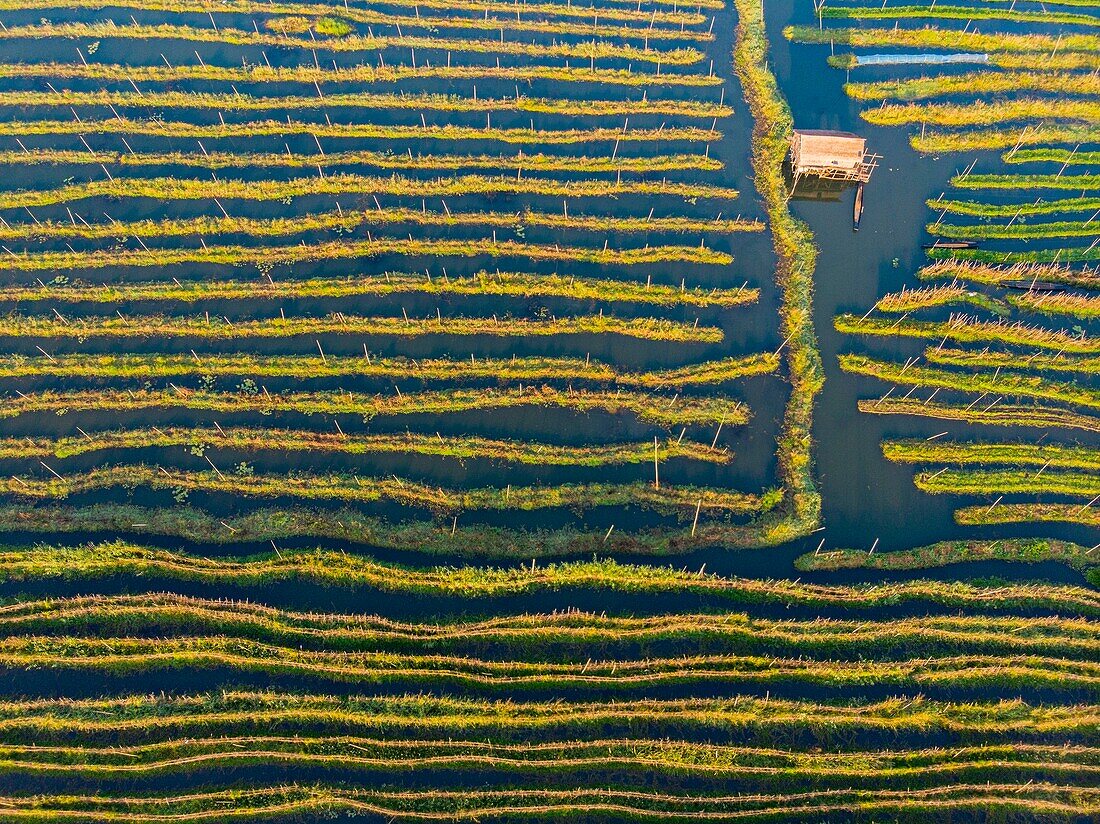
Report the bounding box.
[848,72,1100,101]
[0,207,758,244]
[0,116,720,144]
[865,100,1100,128]
[927,196,1100,218]
[914,125,1100,153]
[0,466,767,517]
[915,467,1100,497]
[840,354,1100,410]
[957,502,1100,528]
[929,246,1100,265]
[3,635,1099,694]
[0,61,722,87]
[872,285,1005,314]
[786,25,1100,58]
[1005,149,1100,165]
[952,173,1100,190]
[1009,291,1100,319]
[0,89,732,118]
[0,272,759,309]
[822,4,1100,27]
[925,346,1100,377]
[0,503,769,557]
[857,397,1100,434]
[932,221,1100,241]
[0,237,732,273]
[0,23,705,65]
[4,541,1100,613]
[734,0,823,542]
[0,0,714,42]
[797,538,1100,573]
[0,352,777,386]
[0,427,732,466]
[837,314,1100,354]
[883,439,1100,471]
[0,149,726,175]
[0,734,1096,785]
[919,259,1100,290]
[0,173,738,210]
[0,313,724,343]
[6,593,1099,657]
[0,387,749,427]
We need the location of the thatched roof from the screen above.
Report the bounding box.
[790,129,867,172]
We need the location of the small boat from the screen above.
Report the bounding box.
[853,183,864,231]
[921,240,978,250]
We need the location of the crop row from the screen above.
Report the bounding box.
[913,125,1100,154]
[840,354,1100,411]
[0,466,769,517]
[3,634,1099,693]
[6,592,1098,657]
[0,352,777,385]
[957,502,1100,528]
[857,397,1100,435]
[926,196,1100,218]
[0,272,759,309]
[786,26,1100,60]
[0,386,750,427]
[919,260,1100,290]
[847,72,1100,102]
[4,540,1100,612]
[0,89,733,117]
[836,314,1099,354]
[0,427,733,466]
[0,173,739,210]
[0,23,705,65]
[0,60,723,87]
[926,347,1100,377]
[822,4,1100,27]
[0,312,726,342]
[0,117,722,144]
[0,206,760,243]
[882,440,1100,471]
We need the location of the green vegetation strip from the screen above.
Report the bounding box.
[930,247,1100,265]
[0,313,723,343]
[822,4,1100,27]
[797,539,1100,574]
[0,504,777,556]
[0,733,1094,785]
[873,285,1004,314]
[865,100,1100,128]
[840,354,1100,411]
[0,782,1093,820]
[0,61,722,88]
[2,635,1099,693]
[919,260,1100,290]
[0,207,758,243]
[932,221,1100,241]
[0,0,712,42]
[883,439,1100,471]
[914,468,1100,497]
[0,427,731,465]
[0,149,726,175]
[957,503,1100,529]
[0,272,758,309]
[926,346,1100,377]
[0,353,777,386]
[1,238,731,272]
[927,196,1100,218]
[0,23,704,65]
[0,89,731,118]
[0,467,766,516]
[856,398,1100,434]
[734,0,822,542]
[0,116,719,144]
[848,72,1100,101]
[1010,291,1100,319]
[1005,149,1100,166]
[836,314,1100,354]
[914,125,1100,153]
[952,173,1100,191]
[4,541,1100,612]
[0,387,748,427]
[0,173,738,210]
[4,593,1098,657]
[786,25,1100,58]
